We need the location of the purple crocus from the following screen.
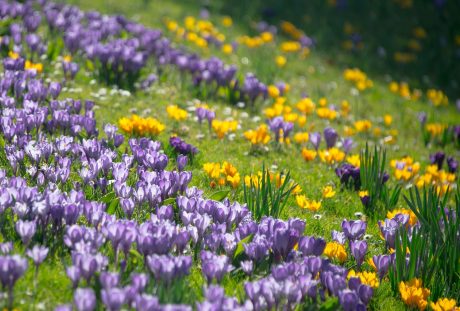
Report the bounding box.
[341,219,367,241]
[74,288,96,311]
[350,240,368,268]
[309,132,321,150]
[430,151,445,169]
[298,236,326,256]
[342,138,354,154]
[0,255,28,308]
[177,154,188,171]
[447,156,458,173]
[200,251,233,283]
[101,287,126,311]
[372,255,391,280]
[324,127,338,149]
[339,289,360,311]
[15,220,36,246]
[26,245,48,267]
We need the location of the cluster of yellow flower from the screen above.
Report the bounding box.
[426,89,449,107]
[389,81,422,100]
[430,298,458,311]
[211,119,238,139]
[238,32,274,48]
[166,105,188,121]
[296,97,316,115]
[353,119,372,133]
[323,242,347,263]
[203,161,240,188]
[415,164,456,195]
[293,132,309,144]
[118,115,165,136]
[297,185,336,211]
[25,60,44,73]
[9,51,43,73]
[318,148,346,165]
[165,16,222,49]
[244,124,271,146]
[425,123,447,137]
[264,98,307,127]
[347,154,361,167]
[399,279,430,310]
[280,21,304,40]
[296,195,321,212]
[391,157,456,194]
[343,68,373,91]
[348,270,380,288]
[316,107,338,120]
[244,171,302,194]
[301,148,317,162]
[391,156,421,181]
[280,41,301,53]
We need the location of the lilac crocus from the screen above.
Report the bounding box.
[99,271,120,289]
[15,220,36,246]
[240,260,253,276]
[342,138,354,154]
[200,251,233,283]
[101,287,126,311]
[26,245,48,267]
[372,255,391,280]
[49,82,62,99]
[341,219,367,241]
[74,288,96,311]
[350,240,368,268]
[338,289,360,311]
[298,236,326,256]
[309,132,321,150]
[177,154,188,171]
[0,255,28,308]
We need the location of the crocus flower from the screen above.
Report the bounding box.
[447,156,458,173]
[101,287,126,311]
[324,127,338,149]
[240,260,253,276]
[26,245,48,267]
[372,255,391,280]
[177,154,188,171]
[309,132,321,150]
[0,255,28,308]
[74,288,96,311]
[341,219,367,241]
[15,220,36,246]
[429,151,445,169]
[200,251,233,283]
[350,240,368,268]
[298,235,326,256]
[338,289,360,311]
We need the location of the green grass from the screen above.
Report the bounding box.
[2,0,459,309]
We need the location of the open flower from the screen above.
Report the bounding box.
[323,242,347,263]
[322,186,336,198]
[399,279,430,311]
[167,105,188,121]
[296,195,321,212]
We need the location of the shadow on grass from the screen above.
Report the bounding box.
[173,0,460,99]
